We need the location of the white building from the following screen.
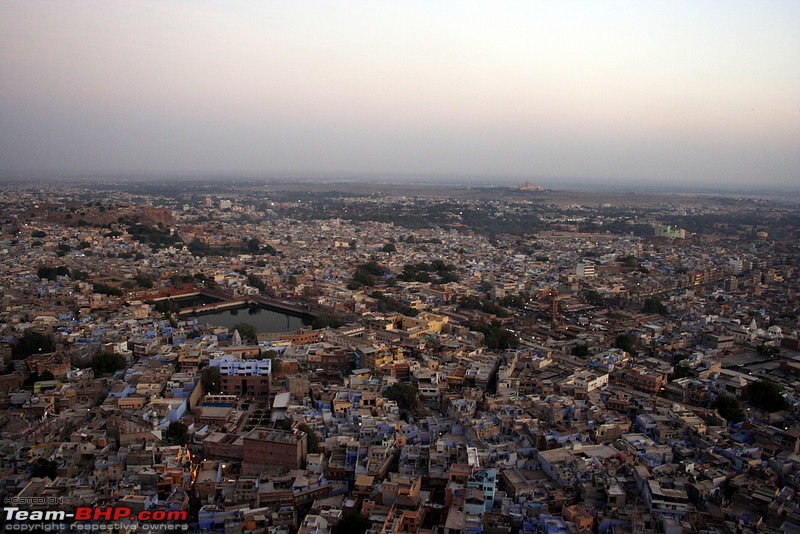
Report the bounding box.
[576,261,596,278]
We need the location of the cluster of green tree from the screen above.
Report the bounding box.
[779,310,798,320]
[383,382,419,412]
[331,511,371,534]
[669,362,692,380]
[37,265,71,280]
[746,379,787,412]
[87,351,127,375]
[584,289,604,306]
[457,295,509,318]
[664,212,800,235]
[55,243,71,256]
[347,261,389,290]
[186,238,214,256]
[475,320,519,350]
[243,237,277,255]
[134,274,154,288]
[93,283,123,297]
[398,260,459,284]
[12,331,53,359]
[31,230,47,238]
[499,292,530,310]
[311,312,347,330]
[116,251,146,261]
[150,299,181,315]
[458,208,544,236]
[642,297,668,315]
[38,265,90,281]
[230,323,258,343]
[23,370,55,387]
[370,291,418,317]
[169,273,196,287]
[577,221,655,237]
[713,394,745,423]
[31,458,58,480]
[247,274,266,292]
[165,421,189,445]
[571,344,590,358]
[339,200,548,236]
[201,367,220,394]
[189,236,279,258]
[126,224,181,251]
[756,344,780,357]
[614,334,637,355]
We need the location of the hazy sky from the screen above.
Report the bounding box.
[1,1,798,188]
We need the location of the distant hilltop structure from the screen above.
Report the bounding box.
[518,181,544,191]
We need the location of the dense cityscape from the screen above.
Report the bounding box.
[0,179,798,533]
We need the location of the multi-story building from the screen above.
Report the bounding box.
[576,261,596,278]
[242,427,308,474]
[210,357,271,398]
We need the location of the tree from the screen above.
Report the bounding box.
[37,265,71,281]
[669,363,691,381]
[571,344,590,358]
[201,367,221,394]
[713,394,745,423]
[382,243,397,253]
[71,269,89,281]
[614,334,636,355]
[134,275,154,288]
[642,297,667,315]
[312,313,346,330]
[298,423,319,453]
[92,283,123,297]
[384,382,419,412]
[230,322,257,343]
[746,379,787,412]
[247,273,266,291]
[477,321,519,350]
[349,261,388,289]
[585,290,604,306]
[756,344,780,357]
[332,511,371,534]
[165,422,189,445]
[262,349,282,374]
[31,458,58,480]
[90,352,126,375]
[23,370,55,387]
[13,331,54,359]
[245,237,261,253]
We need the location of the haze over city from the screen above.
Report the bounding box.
[1,1,799,190]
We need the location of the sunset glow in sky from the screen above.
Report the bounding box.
[1,1,798,187]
